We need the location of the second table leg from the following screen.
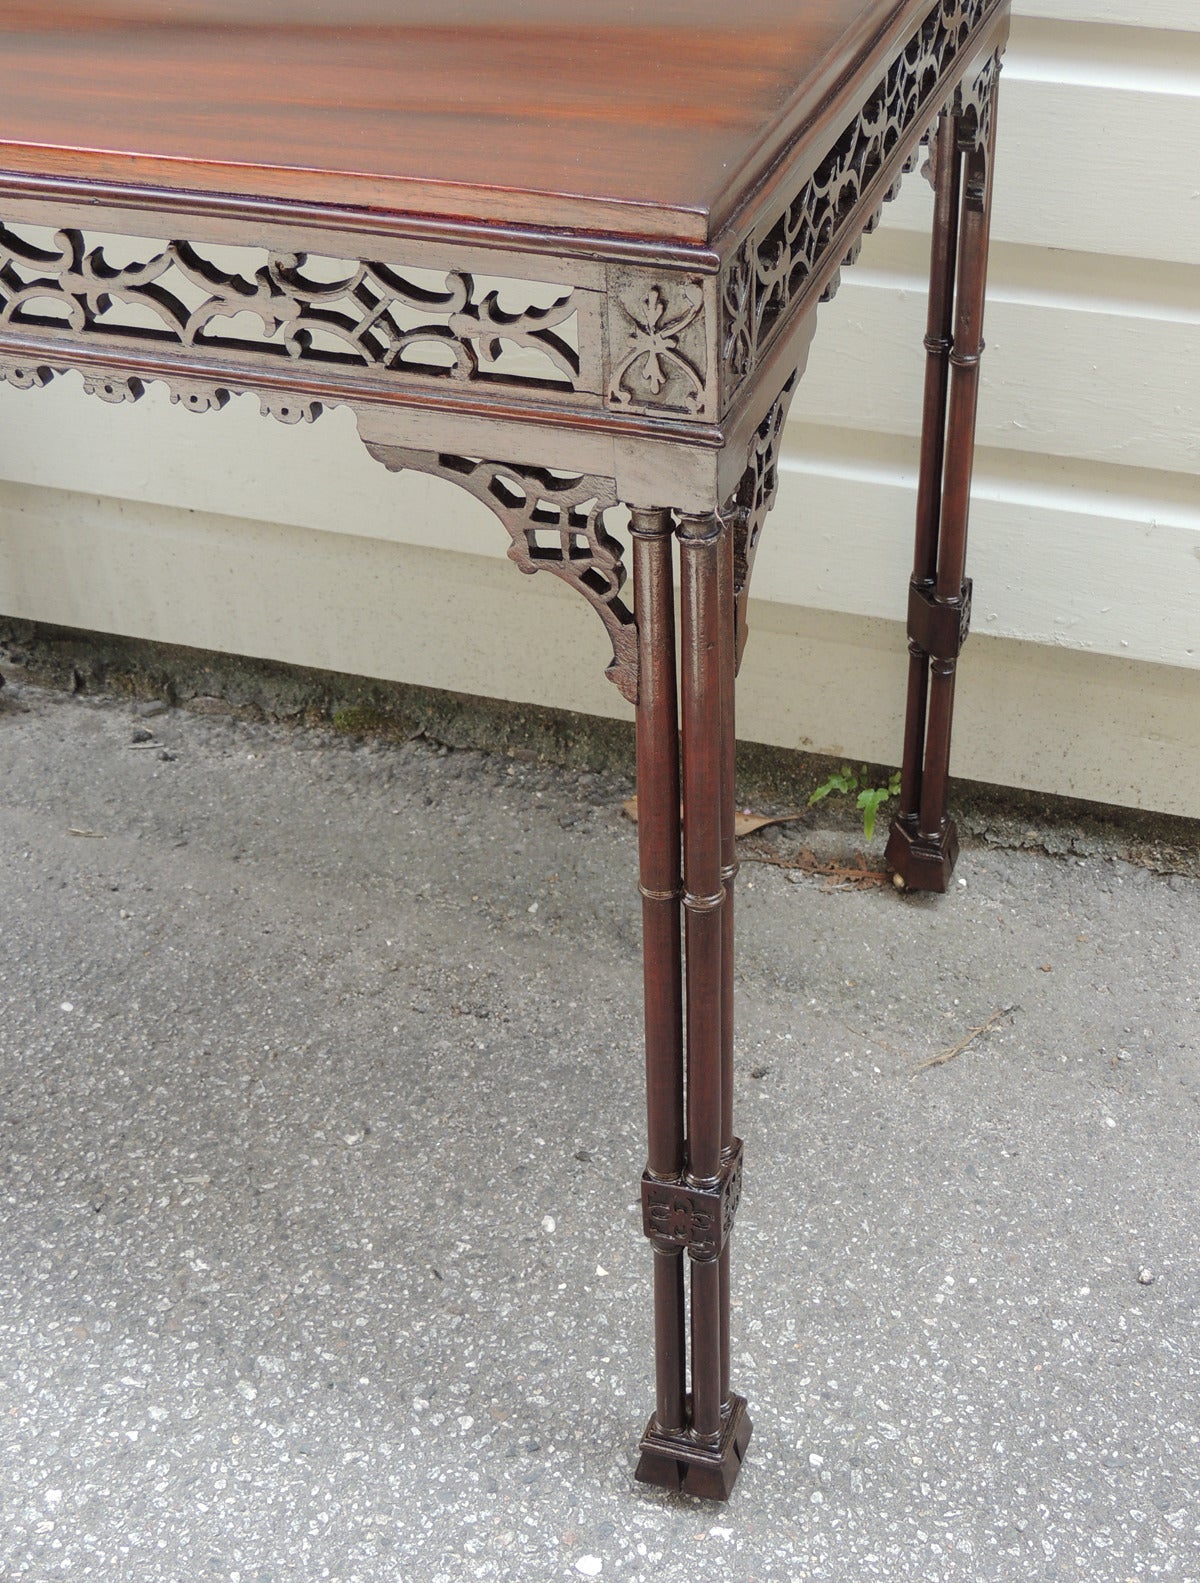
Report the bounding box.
[888,62,1002,892]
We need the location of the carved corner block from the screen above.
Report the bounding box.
[907,578,973,661]
[605,268,716,419]
[641,1140,743,1262]
[721,239,756,390]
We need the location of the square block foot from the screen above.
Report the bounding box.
[885,815,959,893]
[634,1395,752,1501]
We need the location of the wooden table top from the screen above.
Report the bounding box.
[0,0,924,243]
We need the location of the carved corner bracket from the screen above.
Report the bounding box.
[363,442,638,705]
[956,51,1002,210]
[725,372,800,672]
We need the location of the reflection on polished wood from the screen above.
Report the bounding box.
[4,0,980,239]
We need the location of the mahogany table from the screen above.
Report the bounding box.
[0,0,1007,1499]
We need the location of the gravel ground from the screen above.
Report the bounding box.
[1,681,1198,1583]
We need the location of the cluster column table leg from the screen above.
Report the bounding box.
[634,509,749,1501]
[629,507,687,1439]
[888,64,1002,892]
[680,509,726,1450]
[717,504,738,1418]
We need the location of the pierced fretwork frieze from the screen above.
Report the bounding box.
[726,373,799,671]
[365,444,638,704]
[0,355,325,424]
[720,0,998,402]
[956,52,1001,209]
[0,223,588,395]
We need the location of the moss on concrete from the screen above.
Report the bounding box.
[3,617,1197,876]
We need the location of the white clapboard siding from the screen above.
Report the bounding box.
[778,6,1200,701]
[0,0,1197,815]
[3,479,1197,818]
[736,602,1200,817]
[0,481,595,706]
[0,380,505,563]
[1010,17,1200,91]
[1017,1,1199,29]
[2,376,1193,674]
[791,274,1199,477]
[758,428,1199,669]
[885,79,1200,267]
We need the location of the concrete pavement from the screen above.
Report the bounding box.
[2,679,1198,1583]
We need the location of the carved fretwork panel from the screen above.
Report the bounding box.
[726,373,799,672]
[0,223,591,396]
[364,444,638,705]
[720,0,998,404]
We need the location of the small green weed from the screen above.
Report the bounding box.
[808,764,902,843]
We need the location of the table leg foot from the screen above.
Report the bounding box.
[635,1395,752,1501]
[885,811,959,893]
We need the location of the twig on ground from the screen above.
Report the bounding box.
[912,1005,1018,1074]
[844,1024,911,1060]
[740,841,890,890]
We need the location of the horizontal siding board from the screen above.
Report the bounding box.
[755,452,1200,669]
[857,231,1200,326]
[1008,18,1200,94]
[0,480,626,718]
[792,278,1200,477]
[2,482,1197,818]
[1,419,1195,673]
[741,603,1200,817]
[1015,0,1200,32]
[1,374,1196,669]
[0,379,506,560]
[884,79,1200,266]
[4,271,1194,531]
